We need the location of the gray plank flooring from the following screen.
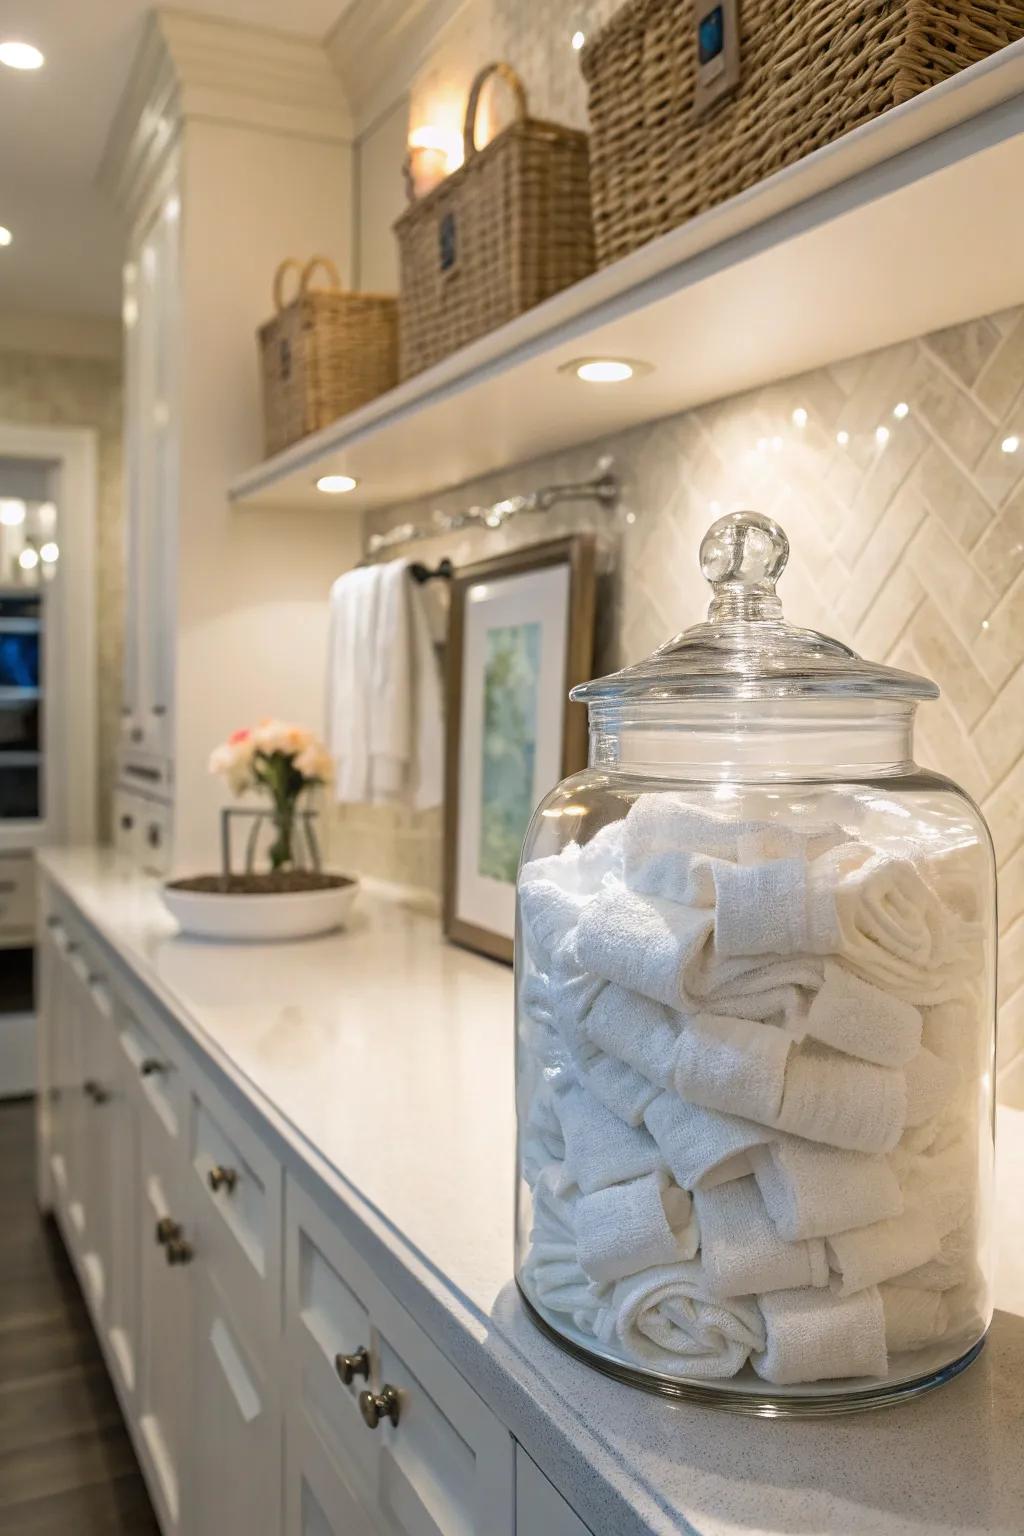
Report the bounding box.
[0,1098,160,1533]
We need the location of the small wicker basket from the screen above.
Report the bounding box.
[582,0,1024,268]
[258,256,398,457]
[395,63,594,381]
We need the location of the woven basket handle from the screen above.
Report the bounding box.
[463,62,528,162]
[272,255,341,311]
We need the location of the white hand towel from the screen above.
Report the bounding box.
[673,1013,792,1124]
[826,1206,939,1295]
[556,1084,663,1195]
[583,985,682,1090]
[576,1170,699,1284]
[775,1044,906,1154]
[887,1217,977,1293]
[644,1093,773,1191]
[834,851,981,1005]
[367,558,444,808]
[597,1260,765,1378]
[695,1176,828,1298]
[574,880,714,1010]
[712,855,842,958]
[904,1047,961,1127]
[750,1138,903,1241]
[577,1053,659,1128]
[798,960,922,1067]
[753,1285,888,1384]
[326,565,382,802]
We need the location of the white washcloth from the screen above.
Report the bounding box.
[775,1044,905,1153]
[673,1013,792,1124]
[644,1093,773,1191]
[574,880,714,1010]
[681,952,825,1017]
[525,1168,605,1333]
[904,1047,961,1127]
[556,1084,663,1195]
[751,1138,903,1241]
[753,1285,888,1384]
[887,1217,977,1293]
[826,1206,939,1295]
[576,1171,699,1284]
[897,1135,975,1241]
[798,961,922,1067]
[577,1053,658,1128]
[713,855,842,958]
[583,985,681,1090]
[880,1283,951,1353]
[597,1260,765,1378]
[921,997,983,1075]
[326,565,381,802]
[366,558,444,808]
[695,1177,828,1298]
[520,820,625,898]
[518,878,590,972]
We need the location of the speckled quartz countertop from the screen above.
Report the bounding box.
[38,847,1024,1536]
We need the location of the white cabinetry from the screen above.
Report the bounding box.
[35,877,586,1536]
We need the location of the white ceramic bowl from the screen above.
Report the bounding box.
[160,879,359,942]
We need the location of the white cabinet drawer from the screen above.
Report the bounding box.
[285,1177,514,1536]
[515,1451,593,1536]
[189,1077,281,1348]
[117,990,187,1142]
[0,851,34,935]
[286,1406,378,1536]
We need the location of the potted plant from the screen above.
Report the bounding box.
[160,720,358,941]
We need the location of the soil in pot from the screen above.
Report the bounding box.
[166,872,356,896]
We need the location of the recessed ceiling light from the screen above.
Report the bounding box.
[0,499,25,526]
[18,547,39,571]
[893,401,910,419]
[571,30,585,50]
[40,541,59,564]
[316,474,358,494]
[0,41,44,70]
[0,227,12,247]
[561,357,649,384]
[791,407,807,428]
[875,425,890,446]
[1002,435,1020,455]
[836,430,849,446]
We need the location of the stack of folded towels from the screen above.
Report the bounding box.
[517,794,987,1386]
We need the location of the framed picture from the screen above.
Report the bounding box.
[443,534,597,963]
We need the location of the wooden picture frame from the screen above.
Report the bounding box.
[443,534,597,963]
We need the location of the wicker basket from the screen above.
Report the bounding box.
[582,0,1024,267]
[258,256,398,456]
[395,63,594,380]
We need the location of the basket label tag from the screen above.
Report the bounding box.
[694,0,741,118]
[439,211,458,274]
[278,336,292,382]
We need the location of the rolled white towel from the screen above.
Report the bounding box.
[712,855,842,958]
[694,1176,828,1298]
[555,1084,663,1195]
[521,1080,567,1183]
[797,960,922,1067]
[898,1134,976,1240]
[904,1046,961,1127]
[597,1260,765,1378]
[753,1285,888,1384]
[521,820,625,897]
[750,1137,903,1241]
[583,984,681,1090]
[574,880,714,1010]
[577,1053,659,1128]
[673,1013,792,1124]
[775,1044,906,1154]
[525,1167,606,1335]
[682,952,825,1017]
[887,1217,977,1293]
[644,1093,773,1191]
[921,997,984,1075]
[518,877,588,971]
[576,1170,699,1285]
[880,1283,950,1353]
[826,1206,940,1295]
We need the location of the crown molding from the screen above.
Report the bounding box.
[326,0,467,135]
[99,8,352,221]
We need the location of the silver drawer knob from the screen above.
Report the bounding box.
[155,1216,182,1246]
[207,1165,238,1194]
[335,1346,370,1385]
[359,1385,400,1429]
[166,1236,194,1266]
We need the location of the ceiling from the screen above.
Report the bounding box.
[0,0,347,319]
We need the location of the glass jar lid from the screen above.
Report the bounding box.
[572,511,938,704]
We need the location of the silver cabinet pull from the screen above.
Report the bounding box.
[359,1386,400,1429]
[335,1347,370,1385]
[140,1057,165,1077]
[166,1236,194,1266]
[207,1165,238,1195]
[155,1216,182,1246]
[83,1079,110,1104]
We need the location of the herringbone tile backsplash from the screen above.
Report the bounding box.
[331,305,1024,1097]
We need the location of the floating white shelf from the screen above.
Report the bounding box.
[229,43,1024,515]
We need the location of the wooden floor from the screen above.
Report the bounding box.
[0,1098,160,1534]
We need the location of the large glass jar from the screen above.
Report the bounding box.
[514,512,995,1414]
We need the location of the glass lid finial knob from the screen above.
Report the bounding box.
[700,511,789,621]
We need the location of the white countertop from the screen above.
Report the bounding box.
[38,847,1024,1536]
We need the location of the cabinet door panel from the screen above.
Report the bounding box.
[286,1407,379,1536]
[191,1268,280,1536]
[515,1450,594,1536]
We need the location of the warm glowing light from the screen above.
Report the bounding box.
[0,41,44,69]
[836,430,849,446]
[18,547,39,571]
[875,425,890,446]
[770,436,783,452]
[0,227,12,247]
[316,474,357,494]
[0,499,26,527]
[791,407,807,428]
[40,541,59,564]
[122,296,139,328]
[571,30,585,49]
[756,437,768,453]
[893,401,910,419]
[1002,435,1020,454]
[407,124,464,190]
[575,359,634,383]
[164,194,180,222]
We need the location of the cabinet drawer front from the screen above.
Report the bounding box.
[286,1407,380,1536]
[190,1079,281,1346]
[0,852,34,934]
[118,997,186,1141]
